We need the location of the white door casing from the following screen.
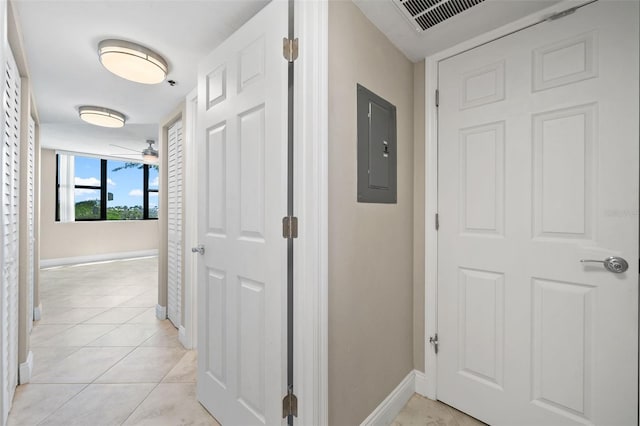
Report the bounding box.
[436,2,638,425]
[167,119,183,329]
[1,44,20,424]
[196,1,287,424]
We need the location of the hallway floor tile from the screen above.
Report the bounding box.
[8,257,219,426]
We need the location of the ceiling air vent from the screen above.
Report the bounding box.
[394,0,487,32]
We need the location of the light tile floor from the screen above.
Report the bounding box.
[393,394,487,426]
[12,257,486,426]
[8,257,219,426]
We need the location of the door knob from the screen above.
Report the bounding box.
[191,245,205,255]
[580,256,628,273]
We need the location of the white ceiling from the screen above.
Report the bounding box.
[353,0,563,62]
[13,0,269,157]
[14,0,565,158]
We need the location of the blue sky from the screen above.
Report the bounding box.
[74,156,158,208]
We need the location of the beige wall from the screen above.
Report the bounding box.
[413,60,426,372]
[328,1,415,424]
[40,149,159,261]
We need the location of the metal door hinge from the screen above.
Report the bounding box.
[283,37,299,62]
[435,89,439,107]
[282,216,298,239]
[282,389,298,418]
[545,6,578,22]
[435,213,439,231]
[429,333,439,354]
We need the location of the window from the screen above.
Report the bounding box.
[56,154,159,221]
[146,165,159,219]
[72,156,103,220]
[107,160,144,220]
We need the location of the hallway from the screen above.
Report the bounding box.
[7,257,218,426]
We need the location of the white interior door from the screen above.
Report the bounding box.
[196,1,287,424]
[437,2,639,425]
[167,119,183,328]
[1,45,21,423]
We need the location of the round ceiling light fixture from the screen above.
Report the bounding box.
[98,39,168,84]
[78,106,126,128]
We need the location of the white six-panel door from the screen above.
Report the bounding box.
[1,44,20,424]
[167,119,183,329]
[196,1,287,425]
[437,2,639,425]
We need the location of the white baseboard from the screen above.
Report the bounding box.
[361,370,431,425]
[414,370,429,397]
[156,304,167,320]
[19,351,34,384]
[178,325,190,349]
[33,303,42,321]
[361,370,416,426]
[40,249,158,269]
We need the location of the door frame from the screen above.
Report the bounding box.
[292,1,329,425]
[423,0,606,400]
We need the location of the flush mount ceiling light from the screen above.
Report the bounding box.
[98,39,168,84]
[78,106,126,128]
[142,140,158,163]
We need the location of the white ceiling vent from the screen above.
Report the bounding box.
[393,0,487,32]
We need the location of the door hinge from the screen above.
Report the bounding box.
[545,6,578,22]
[435,89,439,107]
[435,213,439,231]
[282,389,298,418]
[429,333,439,354]
[282,216,298,239]
[283,37,299,62]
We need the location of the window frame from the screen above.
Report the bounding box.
[143,165,159,220]
[55,153,159,222]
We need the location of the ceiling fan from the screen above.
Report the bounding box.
[109,139,158,163]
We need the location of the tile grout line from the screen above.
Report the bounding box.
[118,382,163,426]
[34,383,91,426]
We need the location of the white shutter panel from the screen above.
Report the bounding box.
[1,45,21,424]
[27,116,34,333]
[167,120,183,328]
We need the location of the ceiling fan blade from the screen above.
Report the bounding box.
[109,144,140,153]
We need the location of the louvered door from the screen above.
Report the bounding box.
[167,120,183,328]
[1,45,21,423]
[26,116,34,333]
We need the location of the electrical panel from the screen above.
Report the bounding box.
[357,84,397,203]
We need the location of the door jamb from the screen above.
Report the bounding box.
[293,1,329,424]
[423,0,595,400]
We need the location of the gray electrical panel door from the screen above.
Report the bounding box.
[357,84,397,203]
